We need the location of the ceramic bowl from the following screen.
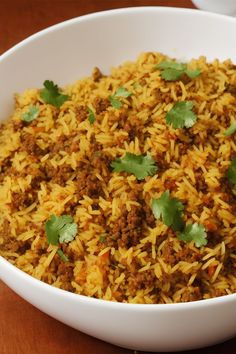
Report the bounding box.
[192,0,236,15]
[0,7,236,352]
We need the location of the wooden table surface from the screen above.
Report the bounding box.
[1,1,236,353]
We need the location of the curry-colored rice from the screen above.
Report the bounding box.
[1,52,236,303]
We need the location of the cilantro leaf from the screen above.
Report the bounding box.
[160,68,183,81]
[45,214,77,246]
[177,223,207,247]
[111,153,157,180]
[58,223,78,243]
[99,234,106,243]
[45,215,61,245]
[109,96,122,109]
[40,80,69,108]
[226,157,236,187]
[87,106,96,124]
[185,68,201,79]
[152,191,184,231]
[114,87,132,98]
[166,101,197,129]
[21,105,40,122]
[155,60,201,81]
[109,87,132,109]
[224,123,236,136]
[57,249,69,262]
[156,61,186,71]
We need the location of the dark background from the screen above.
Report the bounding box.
[1,1,236,353]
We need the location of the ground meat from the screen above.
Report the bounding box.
[0,220,11,241]
[225,84,236,96]
[89,152,112,181]
[41,164,74,186]
[94,213,107,228]
[207,231,225,248]
[108,205,144,248]
[11,240,30,253]
[123,117,145,142]
[143,204,156,228]
[195,175,208,192]
[92,67,103,82]
[49,135,67,154]
[76,105,88,122]
[75,170,104,200]
[12,119,24,131]
[161,241,177,265]
[153,88,172,104]
[155,158,169,172]
[0,157,12,181]
[0,218,30,254]
[220,177,236,212]
[93,97,110,114]
[180,286,202,302]
[11,190,37,211]
[57,262,75,292]
[49,134,79,154]
[117,114,149,144]
[20,132,45,156]
[163,179,176,191]
[128,269,156,296]
[201,193,214,208]
[176,245,201,263]
[30,170,47,190]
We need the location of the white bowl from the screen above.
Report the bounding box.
[1,7,236,352]
[192,0,236,15]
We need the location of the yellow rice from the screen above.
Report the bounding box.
[1,52,236,304]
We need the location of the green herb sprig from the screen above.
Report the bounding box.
[40,80,69,108]
[87,106,96,124]
[109,87,132,109]
[155,60,201,81]
[224,123,236,136]
[45,214,77,262]
[178,223,207,248]
[152,191,184,231]
[166,101,197,129]
[111,153,158,180]
[226,157,236,188]
[21,105,40,122]
[152,191,207,247]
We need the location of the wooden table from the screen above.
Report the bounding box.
[0,1,236,353]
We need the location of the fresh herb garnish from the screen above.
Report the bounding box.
[99,234,106,243]
[177,223,207,248]
[152,191,184,231]
[109,87,132,109]
[114,87,132,98]
[111,153,157,180]
[226,157,236,188]
[224,123,236,136]
[87,106,96,124]
[155,60,201,81]
[21,105,40,122]
[40,80,69,108]
[57,249,69,262]
[45,214,77,245]
[166,101,197,129]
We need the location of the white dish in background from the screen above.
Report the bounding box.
[0,7,236,352]
[192,0,236,15]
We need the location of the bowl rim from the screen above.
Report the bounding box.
[1,6,236,310]
[1,6,236,61]
[1,254,236,310]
